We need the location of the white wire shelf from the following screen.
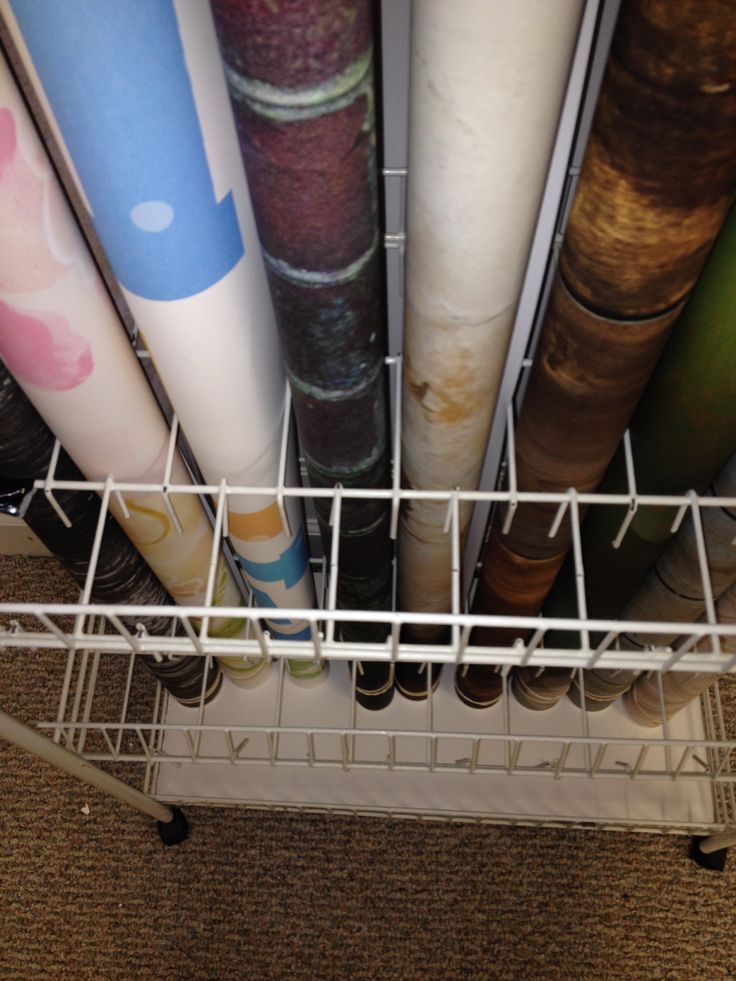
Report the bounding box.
[2,159,732,826]
[3,0,733,828]
[3,356,735,831]
[7,1,734,834]
[3,378,736,675]
[26,640,734,833]
[3,355,736,829]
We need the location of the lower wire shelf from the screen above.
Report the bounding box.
[31,639,736,835]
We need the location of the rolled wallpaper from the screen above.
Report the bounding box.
[3,0,322,684]
[398,0,582,701]
[210,0,393,706]
[574,449,736,715]
[0,363,221,705]
[559,205,736,620]
[620,452,736,652]
[624,583,736,727]
[464,0,736,710]
[555,202,736,711]
[0,43,262,686]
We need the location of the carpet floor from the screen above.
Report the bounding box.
[1,556,735,981]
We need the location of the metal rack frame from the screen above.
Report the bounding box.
[3,0,736,859]
[2,388,736,842]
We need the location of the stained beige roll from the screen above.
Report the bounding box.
[398,0,583,649]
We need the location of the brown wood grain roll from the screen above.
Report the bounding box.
[613,0,736,95]
[501,276,683,560]
[472,276,685,712]
[458,532,566,708]
[472,528,567,647]
[560,1,736,318]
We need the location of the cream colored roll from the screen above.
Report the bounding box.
[625,578,736,727]
[399,0,583,634]
[620,453,736,649]
[567,670,640,712]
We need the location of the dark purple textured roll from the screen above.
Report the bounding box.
[213,0,372,90]
[0,364,221,706]
[264,249,382,392]
[233,97,377,272]
[212,1,393,707]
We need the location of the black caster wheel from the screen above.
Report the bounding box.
[689,836,727,871]
[157,806,190,846]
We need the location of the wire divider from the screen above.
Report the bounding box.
[2,292,736,831]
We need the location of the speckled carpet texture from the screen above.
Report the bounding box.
[2,555,736,981]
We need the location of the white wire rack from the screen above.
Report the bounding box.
[4,0,736,841]
[7,366,736,667]
[1,378,736,834]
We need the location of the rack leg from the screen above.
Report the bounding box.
[0,708,188,845]
[689,827,736,871]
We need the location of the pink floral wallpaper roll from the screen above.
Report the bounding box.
[0,49,262,686]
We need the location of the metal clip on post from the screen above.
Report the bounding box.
[276,380,293,539]
[612,430,638,549]
[688,490,721,657]
[43,439,72,528]
[199,479,229,644]
[161,416,183,535]
[325,484,342,644]
[501,405,518,536]
[387,355,402,541]
[568,488,589,654]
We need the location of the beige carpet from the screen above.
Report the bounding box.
[1,556,736,981]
